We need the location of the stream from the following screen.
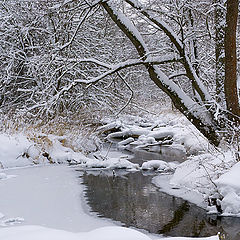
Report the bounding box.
[77,148,240,239]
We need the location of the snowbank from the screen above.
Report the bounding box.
[0,134,35,168]
[170,152,234,196]
[0,225,219,240]
[215,162,240,216]
[153,150,240,216]
[0,133,139,171]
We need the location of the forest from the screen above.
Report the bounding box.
[0,0,239,143]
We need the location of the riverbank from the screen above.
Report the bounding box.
[100,114,240,218]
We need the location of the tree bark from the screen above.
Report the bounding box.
[224,0,239,117]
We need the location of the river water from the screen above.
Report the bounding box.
[77,148,240,239]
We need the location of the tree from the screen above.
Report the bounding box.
[97,0,219,145]
[95,0,238,146]
[224,0,239,117]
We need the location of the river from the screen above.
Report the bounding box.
[77,148,240,240]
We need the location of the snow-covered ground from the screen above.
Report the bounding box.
[0,225,219,240]
[0,165,113,231]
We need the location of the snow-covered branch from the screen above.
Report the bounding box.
[124,0,213,105]
[100,0,220,145]
[73,55,182,84]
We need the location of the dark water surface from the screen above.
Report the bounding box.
[78,169,240,239]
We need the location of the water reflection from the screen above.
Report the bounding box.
[130,147,186,165]
[80,170,240,239]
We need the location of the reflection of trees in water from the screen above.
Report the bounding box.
[82,170,240,239]
[158,201,190,234]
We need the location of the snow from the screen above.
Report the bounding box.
[0,113,237,239]
[0,172,7,179]
[0,134,34,168]
[0,132,139,171]
[101,114,240,217]
[0,164,219,240]
[79,156,139,169]
[215,162,240,195]
[0,225,219,240]
[141,160,178,172]
[107,119,209,156]
[152,174,206,209]
[0,165,113,232]
[107,128,151,140]
[215,162,240,216]
[153,151,240,216]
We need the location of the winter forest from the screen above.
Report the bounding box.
[0,0,240,239]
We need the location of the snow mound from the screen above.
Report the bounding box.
[164,150,240,216]
[141,160,178,172]
[0,134,34,168]
[170,152,234,197]
[79,157,139,170]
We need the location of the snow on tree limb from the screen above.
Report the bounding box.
[100,0,220,146]
[124,0,213,105]
[73,55,181,84]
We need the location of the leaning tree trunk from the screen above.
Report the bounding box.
[100,1,220,146]
[224,0,239,118]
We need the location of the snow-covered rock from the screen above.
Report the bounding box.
[105,117,210,156]
[79,157,139,170]
[141,160,178,172]
[148,129,174,140]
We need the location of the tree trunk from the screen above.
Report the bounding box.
[224,0,239,117]
[101,1,220,146]
[215,0,226,106]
